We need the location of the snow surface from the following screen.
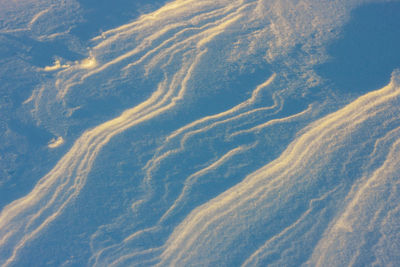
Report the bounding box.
[1,0,400,266]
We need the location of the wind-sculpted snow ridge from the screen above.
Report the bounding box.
[1,0,274,265]
[156,70,400,267]
[88,73,315,267]
[28,0,381,134]
[0,0,398,266]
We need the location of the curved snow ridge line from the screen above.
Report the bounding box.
[111,2,245,60]
[143,73,277,177]
[143,4,254,75]
[156,72,400,266]
[27,7,51,28]
[93,77,314,267]
[93,143,255,267]
[91,0,245,44]
[88,74,281,266]
[69,2,253,99]
[83,0,397,264]
[167,73,278,142]
[55,1,250,100]
[90,226,163,267]
[109,247,163,267]
[309,138,400,265]
[362,125,400,172]
[158,144,255,224]
[229,103,314,137]
[0,48,207,267]
[119,2,254,72]
[242,185,341,267]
